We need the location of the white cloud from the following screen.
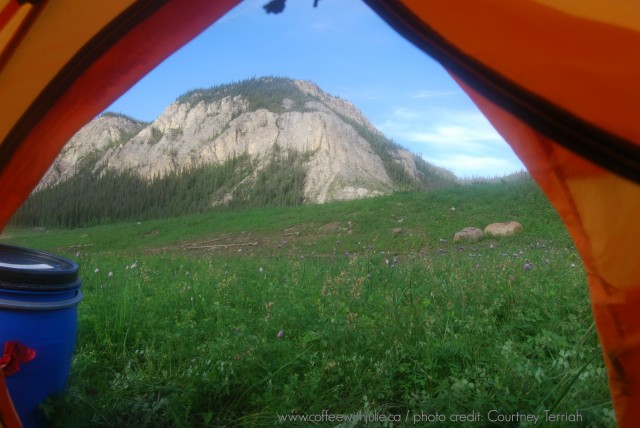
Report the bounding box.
[405,125,500,150]
[310,20,331,31]
[423,154,523,178]
[389,107,421,120]
[377,107,526,178]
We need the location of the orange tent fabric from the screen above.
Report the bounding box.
[364,1,640,425]
[0,0,639,425]
[0,0,241,229]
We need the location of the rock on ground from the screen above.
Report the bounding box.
[453,227,484,242]
[484,221,523,237]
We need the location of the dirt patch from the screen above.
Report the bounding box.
[144,229,160,238]
[144,221,379,258]
[318,221,353,234]
[145,233,259,256]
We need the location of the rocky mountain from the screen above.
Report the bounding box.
[39,77,455,206]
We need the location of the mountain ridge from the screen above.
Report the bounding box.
[18,77,457,227]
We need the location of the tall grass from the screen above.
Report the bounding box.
[1,179,615,427]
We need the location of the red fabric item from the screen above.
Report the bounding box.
[0,341,36,377]
[0,368,22,428]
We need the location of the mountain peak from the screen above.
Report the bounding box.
[39,77,455,207]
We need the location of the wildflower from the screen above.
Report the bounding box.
[94,268,99,273]
[450,207,456,211]
[570,263,576,269]
[130,262,138,269]
[277,330,284,338]
[259,267,264,273]
[524,260,533,270]
[108,272,113,277]
[75,251,80,258]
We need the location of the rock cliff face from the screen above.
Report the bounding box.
[39,115,145,189]
[40,77,450,204]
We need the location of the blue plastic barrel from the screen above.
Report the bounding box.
[0,244,82,428]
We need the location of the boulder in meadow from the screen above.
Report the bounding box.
[453,227,484,242]
[484,221,523,237]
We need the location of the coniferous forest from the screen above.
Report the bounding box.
[11,143,456,229]
[10,149,309,228]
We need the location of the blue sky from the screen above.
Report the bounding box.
[107,0,525,178]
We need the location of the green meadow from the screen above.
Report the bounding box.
[1,179,615,427]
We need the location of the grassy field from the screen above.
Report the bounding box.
[1,179,615,427]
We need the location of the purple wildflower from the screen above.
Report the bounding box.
[277,330,284,338]
[523,260,533,271]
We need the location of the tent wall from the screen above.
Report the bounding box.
[1,0,638,425]
[464,82,640,425]
[0,0,241,228]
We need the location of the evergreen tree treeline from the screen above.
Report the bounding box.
[177,76,316,114]
[10,149,308,228]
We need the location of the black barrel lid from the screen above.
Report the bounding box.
[0,244,80,291]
